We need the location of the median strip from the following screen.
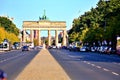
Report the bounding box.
[16,49,71,80]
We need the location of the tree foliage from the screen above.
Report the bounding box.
[0,16,19,36]
[68,0,120,49]
[34,39,39,46]
[0,27,19,44]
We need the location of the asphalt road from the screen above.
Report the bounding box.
[49,49,120,80]
[0,49,120,80]
[0,49,39,80]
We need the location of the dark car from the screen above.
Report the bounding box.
[22,46,30,51]
[69,46,80,51]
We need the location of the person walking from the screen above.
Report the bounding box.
[0,69,7,80]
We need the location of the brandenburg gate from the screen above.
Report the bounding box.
[22,19,67,46]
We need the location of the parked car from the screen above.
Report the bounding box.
[47,46,52,49]
[22,46,30,51]
[69,46,80,51]
[90,46,98,52]
[61,46,67,49]
[99,46,108,53]
[52,46,57,49]
[98,46,116,54]
[80,46,89,52]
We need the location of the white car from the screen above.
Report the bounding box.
[35,46,43,49]
[80,46,87,51]
[52,46,56,49]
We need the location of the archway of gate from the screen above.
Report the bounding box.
[22,20,67,46]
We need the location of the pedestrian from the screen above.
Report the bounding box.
[0,69,7,80]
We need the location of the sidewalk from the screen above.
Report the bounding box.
[16,49,71,80]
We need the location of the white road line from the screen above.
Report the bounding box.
[83,61,87,63]
[113,62,120,65]
[0,53,26,63]
[82,61,120,76]
[103,68,109,71]
[87,62,90,64]
[68,55,75,58]
[96,66,101,69]
[91,64,95,66]
[112,72,119,76]
[117,63,120,65]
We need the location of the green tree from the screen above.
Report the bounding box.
[0,27,6,43]
[34,39,39,46]
[68,0,120,50]
[0,17,19,36]
[68,32,79,43]
[0,27,19,44]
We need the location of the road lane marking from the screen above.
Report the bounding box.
[112,72,119,76]
[96,66,101,69]
[113,62,120,66]
[0,53,27,63]
[117,63,120,65]
[87,62,90,64]
[82,61,120,76]
[66,53,120,77]
[91,64,95,66]
[103,68,109,71]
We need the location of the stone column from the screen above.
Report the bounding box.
[63,30,67,46]
[34,30,36,39]
[38,30,41,45]
[23,29,26,42]
[55,30,58,46]
[30,30,34,43]
[48,30,51,46]
[34,30,39,39]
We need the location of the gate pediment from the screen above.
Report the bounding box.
[23,20,66,29]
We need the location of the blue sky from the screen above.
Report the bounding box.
[0,0,99,36]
